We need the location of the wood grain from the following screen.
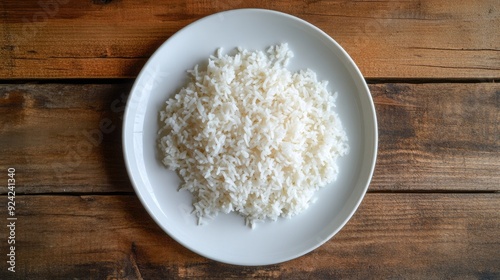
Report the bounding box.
[0,83,500,193]
[1,83,498,194]
[372,82,500,192]
[0,83,133,193]
[1,0,499,79]
[0,193,497,279]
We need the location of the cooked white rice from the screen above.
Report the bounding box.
[158,43,348,228]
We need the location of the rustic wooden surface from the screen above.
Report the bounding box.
[1,0,499,79]
[0,194,498,279]
[0,0,499,279]
[1,83,499,194]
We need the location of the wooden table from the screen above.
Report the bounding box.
[1,1,499,279]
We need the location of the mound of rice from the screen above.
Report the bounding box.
[158,43,348,227]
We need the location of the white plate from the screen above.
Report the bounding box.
[123,9,377,266]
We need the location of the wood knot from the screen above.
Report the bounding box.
[93,0,112,4]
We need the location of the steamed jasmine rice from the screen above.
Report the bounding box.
[158,44,348,228]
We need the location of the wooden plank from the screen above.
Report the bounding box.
[371,82,500,192]
[0,193,498,278]
[1,0,498,79]
[0,83,133,193]
[1,83,498,193]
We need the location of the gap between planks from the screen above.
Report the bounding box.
[0,78,497,85]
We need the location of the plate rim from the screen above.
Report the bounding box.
[122,8,378,266]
